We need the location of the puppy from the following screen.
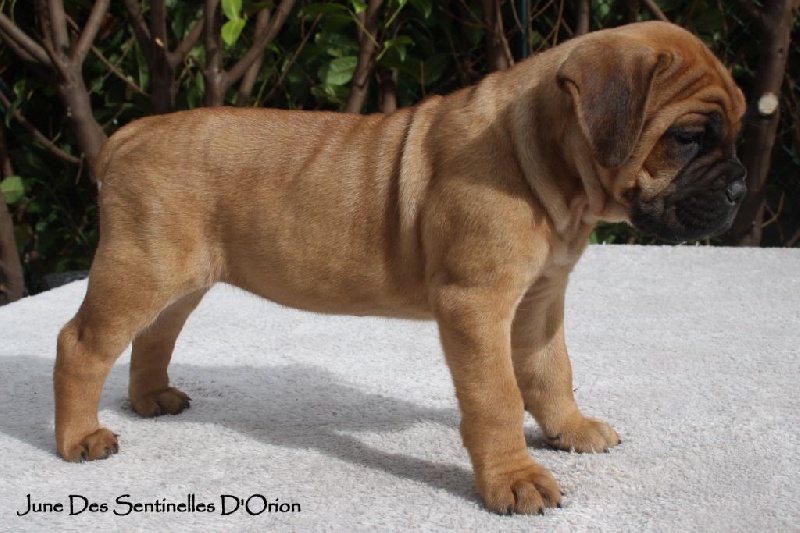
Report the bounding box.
[54,21,746,515]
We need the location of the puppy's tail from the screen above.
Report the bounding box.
[92,121,142,190]
[93,142,113,190]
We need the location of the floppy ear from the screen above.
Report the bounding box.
[557,38,666,168]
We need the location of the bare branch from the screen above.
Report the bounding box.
[236,8,271,106]
[345,0,383,113]
[149,0,167,44]
[0,12,52,66]
[41,37,71,81]
[36,0,53,44]
[71,0,110,63]
[0,122,13,177]
[378,68,396,113]
[0,25,37,65]
[760,192,785,228]
[576,0,590,35]
[723,0,794,245]
[262,13,321,104]
[641,0,668,21]
[0,121,25,303]
[168,13,205,67]
[204,0,225,105]
[481,0,510,70]
[90,42,147,97]
[205,0,221,61]
[224,0,296,89]
[552,0,567,44]
[47,0,71,55]
[66,14,147,97]
[123,0,153,61]
[0,90,81,164]
[735,0,765,24]
[787,228,800,248]
[144,0,173,111]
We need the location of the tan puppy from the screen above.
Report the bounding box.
[55,21,746,514]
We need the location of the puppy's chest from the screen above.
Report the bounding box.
[541,231,591,275]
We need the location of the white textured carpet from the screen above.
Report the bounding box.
[1,245,798,532]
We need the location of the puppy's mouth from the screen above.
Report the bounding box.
[630,160,747,242]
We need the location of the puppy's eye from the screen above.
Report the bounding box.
[667,128,705,147]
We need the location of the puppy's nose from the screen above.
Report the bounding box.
[726,180,746,204]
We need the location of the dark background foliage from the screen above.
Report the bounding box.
[0,0,798,301]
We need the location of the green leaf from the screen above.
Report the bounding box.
[186,71,205,108]
[7,80,28,128]
[421,53,448,85]
[244,2,275,17]
[595,0,612,20]
[25,199,44,214]
[0,176,25,205]
[221,18,246,46]
[132,37,150,93]
[221,0,242,21]
[13,225,26,254]
[310,83,349,107]
[380,35,414,61]
[13,79,30,102]
[409,0,431,18]
[385,0,408,27]
[299,3,349,18]
[350,0,367,14]
[315,31,359,57]
[90,75,105,94]
[319,56,358,86]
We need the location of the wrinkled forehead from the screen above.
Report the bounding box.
[627,23,746,121]
[661,47,746,133]
[671,39,744,118]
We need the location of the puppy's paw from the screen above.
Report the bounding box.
[480,462,562,515]
[130,387,191,418]
[545,416,620,453]
[59,428,119,462]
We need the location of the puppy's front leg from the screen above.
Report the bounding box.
[512,275,620,453]
[433,285,561,515]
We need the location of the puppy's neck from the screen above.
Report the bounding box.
[569,138,634,227]
[508,78,630,240]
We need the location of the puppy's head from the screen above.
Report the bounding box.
[557,22,747,242]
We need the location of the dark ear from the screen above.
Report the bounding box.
[557,38,666,168]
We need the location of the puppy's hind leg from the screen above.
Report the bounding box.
[54,256,196,462]
[129,289,208,418]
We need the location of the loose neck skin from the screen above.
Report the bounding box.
[493,45,634,240]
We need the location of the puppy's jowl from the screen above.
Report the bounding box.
[55,22,745,514]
